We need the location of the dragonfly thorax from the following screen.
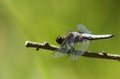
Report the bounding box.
[56,32,84,45]
[71,32,84,42]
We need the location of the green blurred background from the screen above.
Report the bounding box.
[0,0,120,79]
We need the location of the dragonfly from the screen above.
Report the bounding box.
[54,24,114,60]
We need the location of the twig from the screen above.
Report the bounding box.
[25,41,120,61]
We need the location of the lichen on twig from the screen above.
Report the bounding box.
[25,41,120,61]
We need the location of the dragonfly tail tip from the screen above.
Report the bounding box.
[111,34,115,38]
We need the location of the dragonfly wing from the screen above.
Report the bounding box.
[67,42,81,61]
[60,34,75,49]
[53,51,64,58]
[68,53,79,61]
[68,39,90,61]
[77,39,90,52]
[77,24,91,34]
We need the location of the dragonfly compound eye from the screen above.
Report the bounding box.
[56,35,64,44]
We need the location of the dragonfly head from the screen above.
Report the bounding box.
[56,35,64,44]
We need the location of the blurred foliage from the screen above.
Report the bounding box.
[0,0,120,79]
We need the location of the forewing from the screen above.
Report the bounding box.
[68,39,90,61]
[77,24,91,34]
[60,34,75,49]
[67,43,80,61]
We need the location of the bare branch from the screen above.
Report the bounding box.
[25,41,120,61]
